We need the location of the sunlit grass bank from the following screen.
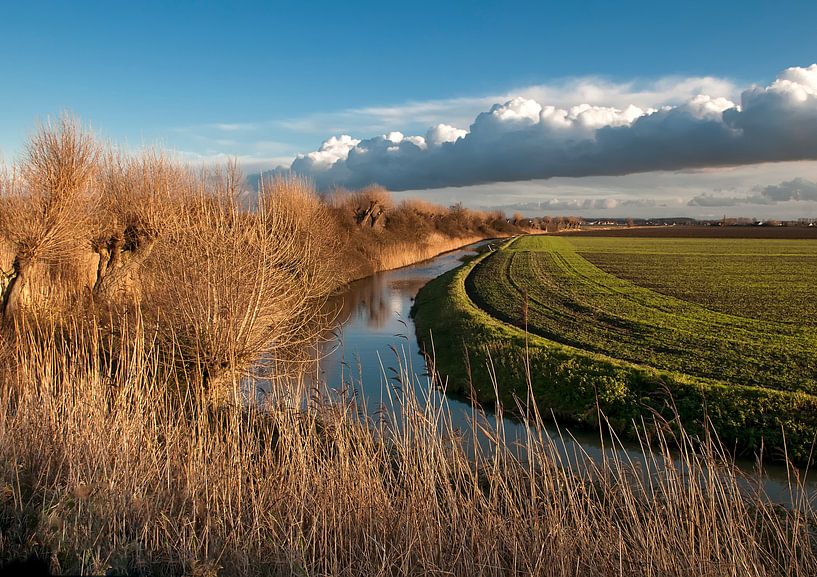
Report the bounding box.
[0,118,815,575]
[412,237,817,465]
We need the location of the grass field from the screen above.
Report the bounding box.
[571,237,817,325]
[413,234,817,464]
[469,236,817,393]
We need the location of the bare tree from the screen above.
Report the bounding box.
[145,173,343,401]
[351,186,392,228]
[0,115,99,322]
[90,150,186,302]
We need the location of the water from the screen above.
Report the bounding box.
[313,241,815,505]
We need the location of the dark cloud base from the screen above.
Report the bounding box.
[290,65,817,193]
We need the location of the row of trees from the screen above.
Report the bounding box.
[325,187,526,276]
[0,118,343,400]
[329,187,585,237]
[510,214,584,231]
[0,116,588,400]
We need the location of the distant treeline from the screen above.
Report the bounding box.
[320,187,527,278]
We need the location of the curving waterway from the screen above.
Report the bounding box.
[313,241,815,505]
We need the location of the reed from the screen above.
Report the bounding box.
[0,321,814,576]
[372,233,486,273]
[0,117,814,576]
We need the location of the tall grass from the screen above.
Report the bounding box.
[0,117,814,575]
[372,233,487,272]
[0,321,814,575]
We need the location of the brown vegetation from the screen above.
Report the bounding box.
[0,117,341,401]
[1,322,815,576]
[329,189,524,278]
[0,117,814,575]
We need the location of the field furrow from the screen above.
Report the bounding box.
[467,235,817,394]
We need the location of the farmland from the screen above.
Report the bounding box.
[572,237,817,324]
[469,235,817,393]
[413,233,817,464]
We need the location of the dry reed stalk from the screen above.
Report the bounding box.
[0,321,813,576]
[374,234,486,272]
[0,116,813,576]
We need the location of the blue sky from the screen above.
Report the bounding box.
[3,1,817,218]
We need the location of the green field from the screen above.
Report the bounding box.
[412,235,817,465]
[468,236,817,393]
[571,237,817,325]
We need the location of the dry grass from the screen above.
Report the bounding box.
[0,117,814,575]
[0,322,814,576]
[374,233,486,272]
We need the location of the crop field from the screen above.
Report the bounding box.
[413,234,817,464]
[467,235,817,394]
[562,225,817,238]
[571,237,817,325]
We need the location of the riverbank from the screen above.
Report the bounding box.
[411,236,817,466]
[346,233,493,283]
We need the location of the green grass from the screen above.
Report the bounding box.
[565,237,817,325]
[470,235,817,394]
[412,236,817,465]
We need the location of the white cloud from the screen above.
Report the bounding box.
[275,74,739,138]
[169,72,743,175]
[289,64,817,192]
[176,151,294,174]
[426,124,466,147]
[689,176,817,206]
[293,134,360,172]
[515,75,739,112]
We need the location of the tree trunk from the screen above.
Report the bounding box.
[2,257,31,323]
[355,201,378,227]
[93,235,156,301]
[370,207,385,228]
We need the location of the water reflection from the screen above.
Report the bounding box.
[315,244,493,393]
[328,273,392,330]
[307,241,815,506]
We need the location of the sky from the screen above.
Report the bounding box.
[2,1,817,219]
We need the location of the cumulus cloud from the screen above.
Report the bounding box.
[295,134,361,171]
[276,74,739,138]
[426,124,467,147]
[688,177,817,206]
[494,197,659,212]
[760,176,817,201]
[289,64,817,191]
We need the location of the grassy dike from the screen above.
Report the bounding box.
[412,237,817,466]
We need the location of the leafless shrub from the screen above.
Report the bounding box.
[90,149,189,302]
[0,116,99,321]
[332,185,393,228]
[143,172,341,400]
